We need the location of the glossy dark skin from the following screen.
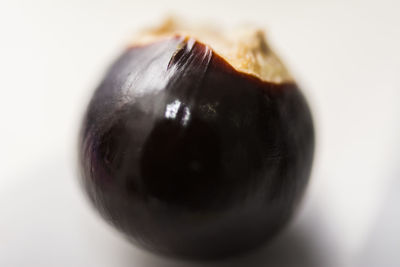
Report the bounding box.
[79,36,314,260]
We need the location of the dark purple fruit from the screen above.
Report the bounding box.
[79,20,314,260]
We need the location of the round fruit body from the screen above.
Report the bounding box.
[79,36,314,260]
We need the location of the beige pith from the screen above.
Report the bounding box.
[131,18,293,84]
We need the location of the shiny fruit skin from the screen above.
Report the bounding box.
[79,37,314,260]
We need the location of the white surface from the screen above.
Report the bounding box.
[1,0,399,266]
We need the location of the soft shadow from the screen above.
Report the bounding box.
[128,222,325,267]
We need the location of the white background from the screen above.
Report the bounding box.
[0,0,399,266]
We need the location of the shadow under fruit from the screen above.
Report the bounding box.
[78,22,315,260]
